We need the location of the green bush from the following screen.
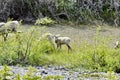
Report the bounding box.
[0,26,54,65]
[35,17,56,25]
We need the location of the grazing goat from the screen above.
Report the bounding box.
[0,21,20,41]
[55,35,72,52]
[114,41,119,49]
[46,33,72,52]
[5,20,20,33]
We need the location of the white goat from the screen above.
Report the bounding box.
[46,33,72,52]
[55,35,72,52]
[0,20,20,41]
[5,20,20,33]
[114,41,119,49]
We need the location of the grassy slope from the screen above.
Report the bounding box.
[0,24,120,72]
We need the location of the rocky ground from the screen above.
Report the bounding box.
[0,66,120,80]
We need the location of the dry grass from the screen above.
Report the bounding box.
[20,24,120,50]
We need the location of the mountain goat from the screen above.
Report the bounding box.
[55,35,72,52]
[5,20,20,33]
[0,20,20,41]
[46,33,72,52]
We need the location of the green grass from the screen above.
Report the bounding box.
[0,24,120,73]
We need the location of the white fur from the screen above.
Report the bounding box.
[55,36,72,51]
[5,20,20,30]
[46,33,57,49]
[0,22,7,33]
[0,22,5,27]
[0,21,20,41]
[9,21,19,26]
[55,36,71,45]
[46,33,72,51]
[114,41,119,49]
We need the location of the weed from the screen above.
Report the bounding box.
[35,17,56,26]
[22,66,42,80]
[0,65,13,80]
[107,70,118,80]
[44,75,63,80]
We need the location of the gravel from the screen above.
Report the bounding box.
[0,66,120,80]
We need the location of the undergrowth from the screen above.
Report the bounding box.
[0,25,120,74]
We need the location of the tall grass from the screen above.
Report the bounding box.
[0,25,120,73]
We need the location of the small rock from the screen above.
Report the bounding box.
[41,70,48,74]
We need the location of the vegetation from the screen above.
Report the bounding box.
[35,17,56,25]
[0,0,119,79]
[0,24,119,74]
[0,65,64,80]
[22,66,42,80]
[0,0,119,26]
[0,65,13,80]
[0,65,118,80]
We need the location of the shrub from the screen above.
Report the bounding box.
[35,17,56,25]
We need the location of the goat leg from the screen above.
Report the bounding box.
[66,44,72,53]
